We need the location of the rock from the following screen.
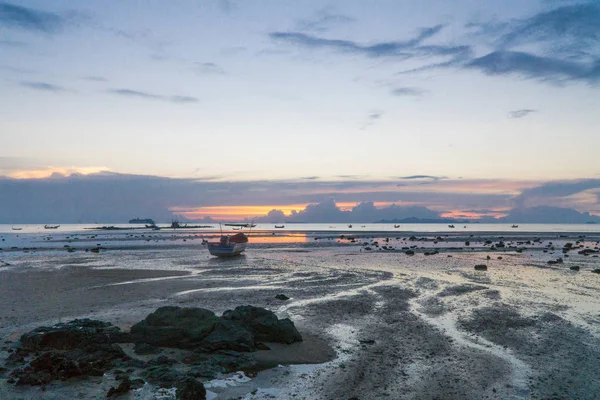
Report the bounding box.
[176,377,206,400]
[11,344,126,385]
[474,265,488,271]
[275,294,290,301]
[569,266,580,271]
[130,307,219,348]
[592,269,600,274]
[20,319,129,351]
[255,342,270,350]
[405,250,415,256]
[106,376,131,397]
[143,365,186,387]
[197,320,255,352]
[146,355,178,367]
[134,343,162,355]
[187,363,226,379]
[222,306,302,344]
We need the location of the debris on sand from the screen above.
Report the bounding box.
[474,264,488,271]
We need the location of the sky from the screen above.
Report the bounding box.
[1,0,600,222]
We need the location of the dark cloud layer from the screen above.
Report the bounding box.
[0,173,598,223]
[0,2,64,33]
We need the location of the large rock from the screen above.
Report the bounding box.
[20,319,129,351]
[222,306,302,344]
[130,307,219,348]
[198,320,255,352]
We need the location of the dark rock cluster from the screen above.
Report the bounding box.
[2,306,302,399]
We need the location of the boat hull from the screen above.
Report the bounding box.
[208,242,247,257]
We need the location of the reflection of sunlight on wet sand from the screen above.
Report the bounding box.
[248,233,308,244]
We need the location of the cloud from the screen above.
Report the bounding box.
[0,2,64,33]
[466,51,600,84]
[295,7,355,33]
[497,2,600,60]
[219,0,236,13]
[0,39,26,47]
[513,179,600,207]
[391,87,425,97]
[83,76,107,82]
[20,81,68,92]
[2,172,599,223]
[360,111,383,130]
[196,62,225,74]
[269,24,471,61]
[509,109,538,119]
[109,89,198,104]
[262,199,441,223]
[399,175,443,180]
[400,2,600,86]
[169,95,198,104]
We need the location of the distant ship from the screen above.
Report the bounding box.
[275,225,285,228]
[129,218,155,224]
[44,225,60,229]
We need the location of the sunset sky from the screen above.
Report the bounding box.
[1,1,600,222]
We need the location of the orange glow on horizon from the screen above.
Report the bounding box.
[6,167,109,179]
[171,201,432,221]
[441,209,509,220]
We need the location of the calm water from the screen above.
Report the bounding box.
[2,223,600,234]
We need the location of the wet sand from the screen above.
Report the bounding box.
[1,232,600,399]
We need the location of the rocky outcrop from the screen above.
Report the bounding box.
[9,319,129,386]
[131,305,302,352]
[10,344,126,385]
[222,306,303,345]
[20,319,129,351]
[6,306,300,389]
[130,307,220,348]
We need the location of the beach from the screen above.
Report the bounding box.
[1,227,600,399]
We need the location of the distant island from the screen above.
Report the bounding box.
[129,218,155,224]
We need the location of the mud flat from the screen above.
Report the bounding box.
[1,232,600,399]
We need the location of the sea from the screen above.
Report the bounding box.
[2,222,600,235]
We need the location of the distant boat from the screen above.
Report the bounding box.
[512,225,519,228]
[448,224,455,228]
[394,225,400,228]
[348,224,353,228]
[129,218,155,224]
[146,224,161,230]
[44,225,60,229]
[208,232,248,257]
[12,226,22,231]
[274,225,285,228]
